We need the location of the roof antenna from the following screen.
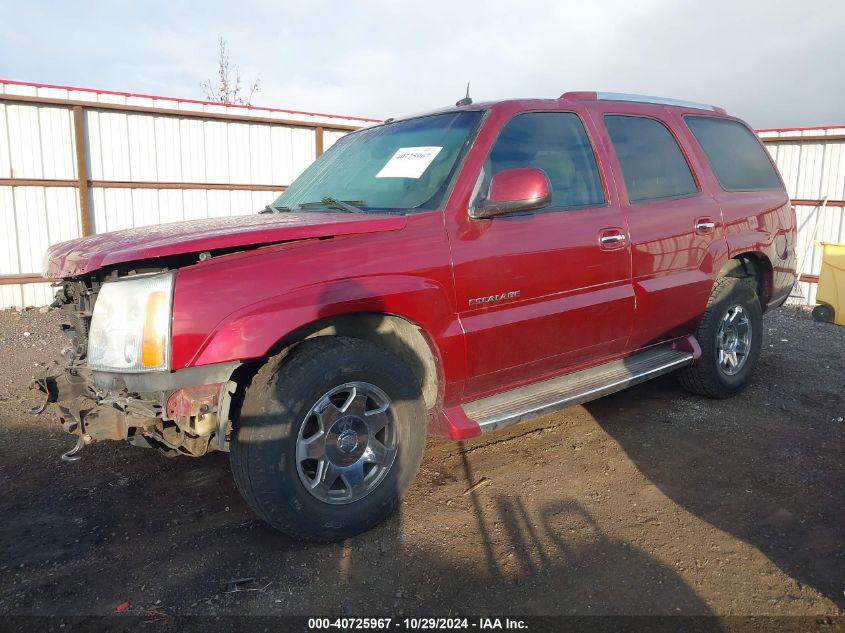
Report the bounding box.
[455,82,472,107]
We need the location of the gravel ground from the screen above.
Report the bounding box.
[0,305,842,620]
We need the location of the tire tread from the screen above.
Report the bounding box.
[677,277,762,399]
[230,337,425,542]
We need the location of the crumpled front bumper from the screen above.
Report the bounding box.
[32,365,165,442]
[31,362,240,458]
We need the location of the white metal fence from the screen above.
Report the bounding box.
[2,80,842,309]
[759,126,845,305]
[0,79,373,308]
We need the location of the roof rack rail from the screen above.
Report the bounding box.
[561,91,726,114]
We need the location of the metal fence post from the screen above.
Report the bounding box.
[72,105,92,236]
[315,126,324,157]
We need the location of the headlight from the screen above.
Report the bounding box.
[88,272,174,372]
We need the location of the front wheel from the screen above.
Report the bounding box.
[678,277,763,399]
[231,337,426,541]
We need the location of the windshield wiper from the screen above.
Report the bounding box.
[299,198,366,214]
[259,204,291,214]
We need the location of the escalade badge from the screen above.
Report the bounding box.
[468,290,521,306]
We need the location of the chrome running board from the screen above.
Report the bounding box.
[463,347,693,434]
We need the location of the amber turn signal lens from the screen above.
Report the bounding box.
[141,290,168,368]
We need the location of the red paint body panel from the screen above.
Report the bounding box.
[584,101,733,348]
[43,96,797,440]
[443,102,633,399]
[487,167,551,203]
[169,212,467,402]
[43,212,407,279]
[720,192,796,306]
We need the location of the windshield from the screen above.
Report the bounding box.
[272,111,483,213]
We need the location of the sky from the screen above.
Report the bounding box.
[0,0,842,129]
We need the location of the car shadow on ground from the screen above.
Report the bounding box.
[0,420,713,619]
[584,373,844,611]
[3,308,841,620]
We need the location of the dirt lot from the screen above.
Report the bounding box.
[0,306,842,620]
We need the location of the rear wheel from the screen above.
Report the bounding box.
[230,337,426,542]
[678,277,763,398]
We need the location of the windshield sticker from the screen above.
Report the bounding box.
[376,146,443,179]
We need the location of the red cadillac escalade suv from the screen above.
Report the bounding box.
[39,92,797,541]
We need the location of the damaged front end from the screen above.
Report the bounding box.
[32,274,239,461]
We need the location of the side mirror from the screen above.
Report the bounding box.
[470,167,552,219]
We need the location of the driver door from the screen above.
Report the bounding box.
[447,110,634,398]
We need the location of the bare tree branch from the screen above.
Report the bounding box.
[201,37,260,105]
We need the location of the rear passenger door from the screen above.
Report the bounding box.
[591,105,724,349]
[683,115,794,307]
[448,111,634,397]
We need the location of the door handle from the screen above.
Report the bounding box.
[599,229,627,250]
[600,234,626,244]
[695,218,717,235]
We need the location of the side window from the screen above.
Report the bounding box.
[685,116,783,191]
[604,115,699,203]
[486,112,605,209]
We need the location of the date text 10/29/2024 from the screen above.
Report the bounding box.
[307,617,528,631]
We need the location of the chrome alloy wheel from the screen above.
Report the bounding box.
[295,382,398,505]
[716,305,752,376]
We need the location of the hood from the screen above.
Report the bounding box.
[44,211,407,279]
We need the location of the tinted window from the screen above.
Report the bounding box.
[685,116,782,191]
[604,115,698,203]
[486,112,605,208]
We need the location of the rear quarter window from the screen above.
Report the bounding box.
[685,116,783,191]
[604,115,699,203]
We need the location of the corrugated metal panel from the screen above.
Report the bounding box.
[324,129,349,151]
[0,105,10,178]
[0,187,20,277]
[179,118,206,182]
[759,127,845,138]
[227,122,252,183]
[7,104,44,178]
[762,131,845,306]
[788,201,845,305]
[38,105,77,179]
[81,109,318,188]
[249,124,275,185]
[766,141,845,200]
[0,185,81,307]
[127,113,158,181]
[204,120,229,183]
[270,126,316,183]
[1,78,373,139]
[154,116,182,181]
[73,109,314,240]
[0,81,363,307]
[1,79,380,128]
[2,103,75,180]
[1,282,54,310]
[87,109,132,181]
[91,188,276,234]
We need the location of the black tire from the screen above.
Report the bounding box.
[812,303,834,323]
[230,336,426,542]
[677,277,763,399]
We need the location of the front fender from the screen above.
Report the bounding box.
[188,275,458,367]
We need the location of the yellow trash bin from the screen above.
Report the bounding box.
[813,241,845,325]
